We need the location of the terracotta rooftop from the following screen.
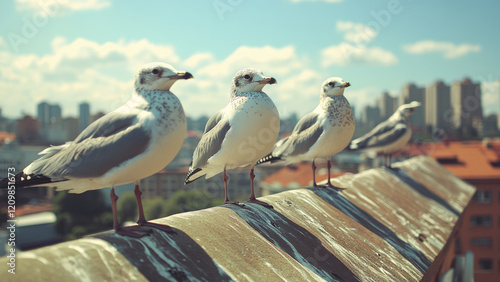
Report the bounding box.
[261,162,348,188]
[407,139,500,180]
[1,156,475,281]
[0,131,16,143]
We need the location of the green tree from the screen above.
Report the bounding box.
[53,190,112,240]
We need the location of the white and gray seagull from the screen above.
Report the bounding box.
[0,62,193,237]
[349,101,421,167]
[257,77,354,189]
[185,68,279,208]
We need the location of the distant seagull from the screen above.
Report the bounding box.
[0,62,193,237]
[257,77,354,189]
[349,101,421,167]
[185,68,279,208]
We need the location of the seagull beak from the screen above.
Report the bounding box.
[175,71,194,80]
[258,76,277,85]
[342,82,351,88]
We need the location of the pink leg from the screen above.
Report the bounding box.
[223,166,241,205]
[135,181,176,234]
[110,187,150,238]
[247,167,273,208]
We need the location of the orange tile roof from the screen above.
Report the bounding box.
[407,139,500,180]
[0,131,16,143]
[261,162,347,188]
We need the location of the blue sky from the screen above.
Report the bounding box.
[0,0,499,120]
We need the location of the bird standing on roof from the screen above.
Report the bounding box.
[0,62,193,237]
[257,77,354,189]
[185,68,279,208]
[349,101,421,168]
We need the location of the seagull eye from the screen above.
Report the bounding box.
[329,82,336,87]
[244,74,251,80]
[152,69,159,75]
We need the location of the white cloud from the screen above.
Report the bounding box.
[0,37,182,118]
[321,43,398,66]
[403,41,481,59]
[15,0,111,12]
[198,45,305,78]
[0,39,322,120]
[336,21,377,44]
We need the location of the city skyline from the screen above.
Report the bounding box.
[1,1,499,120]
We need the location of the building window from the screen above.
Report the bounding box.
[470,215,492,227]
[473,190,492,203]
[477,259,493,271]
[470,238,492,246]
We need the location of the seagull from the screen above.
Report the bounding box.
[257,77,354,189]
[185,68,279,208]
[349,101,421,167]
[0,62,193,238]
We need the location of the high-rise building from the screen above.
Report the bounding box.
[16,115,40,144]
[425,80,451,132]
[37,102,62,129]
[378,92,397,120]
[79,102,90,132]
[400,83,425,130]
[450,78,483,137]
[37,101,50,129]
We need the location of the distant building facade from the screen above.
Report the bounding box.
[378,92,397,120]
[400,83,425,130]
[450,78,483,137]
[79,102,90,133]
[425,80,451,133]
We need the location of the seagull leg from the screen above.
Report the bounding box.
[327,160,345,191]
[248,167,273,208]
[134,181,176,234]
[312,160,325,188]
[110,187,151,238]
[223,166,242,206]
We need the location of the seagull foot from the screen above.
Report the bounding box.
[116,226,152,238]
[313,184,327,188]
[248,198,274,209]
[137,220,177,234]
[225,200,245,207]
[327,183,346,191]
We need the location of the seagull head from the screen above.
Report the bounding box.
[397,101,421,118]
[135,62,193,91]
[321,77,350,98]
[231,68,277,95]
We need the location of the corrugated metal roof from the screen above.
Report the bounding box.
[1,156,475,281]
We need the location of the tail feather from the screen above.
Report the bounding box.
[0,171,65,188]
[184,167,203,185]
[256,154,282,165]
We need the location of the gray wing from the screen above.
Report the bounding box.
[273,112,323,157]
[352,120,408,150]
[27,112,150,179]
[365,123,408,148]
[203,108,225,134]
[191,111,231,169]
[350,118,398,149]
[74,111,138,142]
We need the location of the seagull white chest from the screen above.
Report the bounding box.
[214,92,280,168]
[310,96,355,158]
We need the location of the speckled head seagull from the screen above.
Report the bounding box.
[0,62,193,237]
[185,68,279,208]
[349,101,421,167]
[257,77,354,189]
